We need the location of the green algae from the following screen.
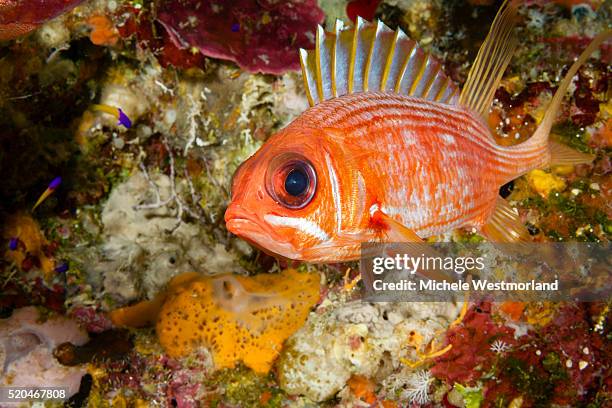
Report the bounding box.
[552,122,593,154]
[206,365,285,408]
[454,383,484,408]
[519,187,610,242]
[500,354,569,407]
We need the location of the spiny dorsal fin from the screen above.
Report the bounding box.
[459,0,520,118]
[299,17,460,107]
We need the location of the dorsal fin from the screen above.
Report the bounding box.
[299,17,460,107]
[459,0,520,118]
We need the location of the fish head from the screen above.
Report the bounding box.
[225,125,353,260]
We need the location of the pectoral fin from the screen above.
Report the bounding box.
[372,209,456,282]
[371,209,423,242]
[481,197,529,242]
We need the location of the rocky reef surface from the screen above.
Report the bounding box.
[0,0,610,407]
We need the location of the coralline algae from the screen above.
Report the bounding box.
[0,307,89,399]
[157,0,325,74]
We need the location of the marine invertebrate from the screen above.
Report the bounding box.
[133,138,204,233]
[111,269,320,374]
[347,374,377,404]
[0,0,84,40]
[0,307,89,399]
[526,169,567,197]
[2,212,56,276]
[87,14,118,46]
[490,339,512,354]
[91,170,231,301]
[157,0,324,74]
[279,301,462,401]
[402,369,432,404]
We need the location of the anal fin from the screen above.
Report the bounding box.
[481,197,529,242]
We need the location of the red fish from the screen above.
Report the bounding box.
[225,0,610,262]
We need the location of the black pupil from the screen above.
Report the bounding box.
[284,169,308,196]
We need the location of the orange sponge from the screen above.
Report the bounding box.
[111,270,320,374]
[88,15,119,46]
[2,213,55,277]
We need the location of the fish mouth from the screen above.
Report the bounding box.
[225,206,262,235]
[225,205,298,258]
[225,205,280,243]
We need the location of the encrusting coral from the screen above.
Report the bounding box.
[278,300,462,401]
[111,269,320,374]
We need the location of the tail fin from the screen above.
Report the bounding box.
[508,31,611,172]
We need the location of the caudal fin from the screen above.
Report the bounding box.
[508,30,611,172]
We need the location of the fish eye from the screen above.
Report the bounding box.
[285,169,308,196]
[266,153,316,209]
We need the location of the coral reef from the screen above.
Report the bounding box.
[88,170,239,301]
[0,0,609,406]
[279,299,462,401]
[2,213,56,277]
[429,302,610,407]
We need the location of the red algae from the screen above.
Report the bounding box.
[157,0,324,74]
[346,0,381,22]
[432,302,609,407]
[116,6,206,69]
[0,0,85,40]
[431,302,516,385]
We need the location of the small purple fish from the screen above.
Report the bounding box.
[91,104,132,128]
[117,108,132,128]
[49,176,62,190]
[9,237,18,251]
[32,176,62,211]
[231,23,240,32]
[54,262,69,273]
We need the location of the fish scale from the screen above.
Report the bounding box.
[301,94,504,234]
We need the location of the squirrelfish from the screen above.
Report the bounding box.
[225,0,610,262]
